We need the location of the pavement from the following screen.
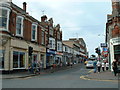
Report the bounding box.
[80,69,119,82]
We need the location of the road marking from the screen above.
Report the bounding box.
[20,77,33,80]
[88,70,93,73]
[80,75,118,82]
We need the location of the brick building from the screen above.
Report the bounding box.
[106,0,120,70]
[0,1,47,72]
[54,24,63,65]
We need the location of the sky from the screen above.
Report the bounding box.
[12,0,112,56]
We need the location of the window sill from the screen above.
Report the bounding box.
[16,34,23,37]
[0,29,9,32]
[13,68,25,70]
[31,39,37,41]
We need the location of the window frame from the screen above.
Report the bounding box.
[0,7,10,31]
[13,51,25,69]
[41,31,45,45]
[31,23,37,41]
[16,16,24,37]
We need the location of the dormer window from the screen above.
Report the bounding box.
[0,7,10,31]
[31,24,37,41]
[16,16,24,36]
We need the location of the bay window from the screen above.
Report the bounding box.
[0,7,10,31]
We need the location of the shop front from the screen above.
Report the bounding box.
[56,52,63,66]
[109,37,120,70]
[46,49,56,68]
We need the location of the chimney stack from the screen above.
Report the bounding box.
[41,15,47,22]
[23,2,27,12]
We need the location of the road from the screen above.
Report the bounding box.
[2,64,118,88]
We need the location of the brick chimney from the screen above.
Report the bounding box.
[41,15,47,22]
[23,2,27,12]
[112,0,120,17]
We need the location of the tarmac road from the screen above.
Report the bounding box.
[2,64,118,88]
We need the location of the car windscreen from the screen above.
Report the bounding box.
[87,62,93,64]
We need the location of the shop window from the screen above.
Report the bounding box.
[41,54,44,68]
[13,51,25,68]
[0,8,10,31]
[0,50,5,69]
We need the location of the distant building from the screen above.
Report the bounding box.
[106,0,120,70]
[54,24,63,65]
[63,38,87,64]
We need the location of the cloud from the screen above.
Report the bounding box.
[12,0,111,56]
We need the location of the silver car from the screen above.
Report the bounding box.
[86,61,94,69]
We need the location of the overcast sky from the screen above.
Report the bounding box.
[12,0,112,56]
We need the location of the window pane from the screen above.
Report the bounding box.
[32,30,35,39]
[32,25,36,30]
[42,31,44,44]
[0,50,5,69]
[0,9,7,29]
[32,25,37,40]
[2,10,7,17]
[0,17,2,28]
[17,18,21,23]
[13,51,19,68]
[16,17,22,35]
[16,24,21,34]
[20,52,25,68]
[2,18,7,29]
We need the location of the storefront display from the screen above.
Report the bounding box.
[0,50,5,69]
[13,51,25,69]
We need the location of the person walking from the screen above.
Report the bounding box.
[93,60,97,73]
[97,60,101,73]
[112,59,118,76]
[106,62,109,70]
[101,62,105,71]
[36,61,41,74]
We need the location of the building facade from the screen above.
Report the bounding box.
[63,44,73,65]
[63,38,87,64]
[0,1,47,72]
[106,0,120,70]
[55,24,63,66]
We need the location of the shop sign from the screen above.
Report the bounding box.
[100,43,107,47]
[56,52,63,55]
[112,38,120,44]
[40,47,45,52]
[47,49,56,54]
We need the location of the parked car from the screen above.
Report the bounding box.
[86,61,94,69]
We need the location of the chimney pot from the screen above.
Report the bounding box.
[23,2,27,12]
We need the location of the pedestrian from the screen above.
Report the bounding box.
[36,61,41,74]
[93,60,97,73]
[97,60,101,73]
[101,62,105,71]
[31,60,37,74]
[112,59,118,76]
[105,62,109,70]
[70,62,73,68]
